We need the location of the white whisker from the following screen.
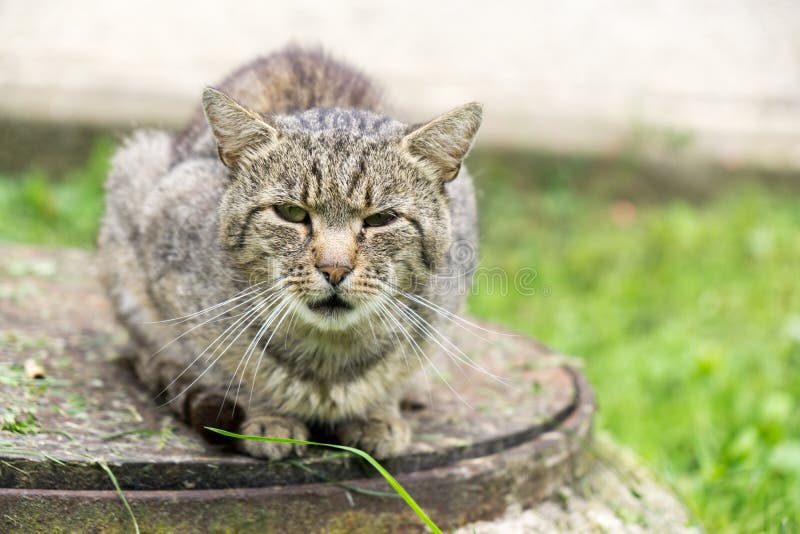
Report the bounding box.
[375,299,432,407]
[146,282,280,362]
[158,294,276,406]
[380,296,470,408]
[229,294,290,407]
[142,280,274,325]
[383,289,514,388]
[247,299,297,409]
[218,291,288,413]
[388,282,519,340]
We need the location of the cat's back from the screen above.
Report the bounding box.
[174,46,384,162]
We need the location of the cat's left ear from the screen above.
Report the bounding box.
[401,103,483,182]
[202,87,279,168]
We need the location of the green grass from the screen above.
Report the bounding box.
[0,137,113,247]
[1,141,799,532]
[468,153,800,533]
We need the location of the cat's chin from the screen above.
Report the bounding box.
[307,294,353,313]
[298,295,364,332]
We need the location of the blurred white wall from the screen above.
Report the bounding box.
[1,0,799,167]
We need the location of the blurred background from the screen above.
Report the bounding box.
[1,1,799,531]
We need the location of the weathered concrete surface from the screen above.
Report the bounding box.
[457,435,700,534]
[1,1,799,169]
[0,244,695,532]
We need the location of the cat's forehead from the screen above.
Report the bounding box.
[252,109,429,219]
[303,145,411,210]
[256,136,422,221]
[272,108,406,139]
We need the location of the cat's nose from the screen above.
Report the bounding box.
[316,263,352,287]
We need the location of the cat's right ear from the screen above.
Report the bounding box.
[202,87,279,168]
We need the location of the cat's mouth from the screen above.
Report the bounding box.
[307,294,354,315]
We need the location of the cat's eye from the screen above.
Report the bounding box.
[274,204,309,223]
[363,211,397,228]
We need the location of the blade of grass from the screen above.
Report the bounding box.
[102,429,161,442]
[205,426,442,534]
[288,459,400,498]
[0,446,66,465]
[92,458,140,534]
[39,429,76,441]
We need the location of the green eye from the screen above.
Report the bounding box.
[274,204,309,223]
[364,211,397,227]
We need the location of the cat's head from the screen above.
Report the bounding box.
[203,88,481,331]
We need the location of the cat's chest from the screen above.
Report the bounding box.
[182,312,413,421]
[285,368,400,421]
[245,348,406,421]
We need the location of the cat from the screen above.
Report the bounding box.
[98,46,481,460]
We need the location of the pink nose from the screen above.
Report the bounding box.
[316,264,352,286]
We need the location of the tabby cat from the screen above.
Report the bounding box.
[98,46,481,459]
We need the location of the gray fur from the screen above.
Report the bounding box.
[98,46,480,459]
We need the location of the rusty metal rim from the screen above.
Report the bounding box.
[2,364,584,492]
[0,365,594,502]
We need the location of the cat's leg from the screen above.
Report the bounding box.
[126,338,305,456]
[146,356,246,444]
[237,411,310,460]
[335,402,411,458]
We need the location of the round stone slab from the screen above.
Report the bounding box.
[0,245,594,532]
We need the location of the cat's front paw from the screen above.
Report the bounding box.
[238,415,309,460]
[336,413,411,459]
